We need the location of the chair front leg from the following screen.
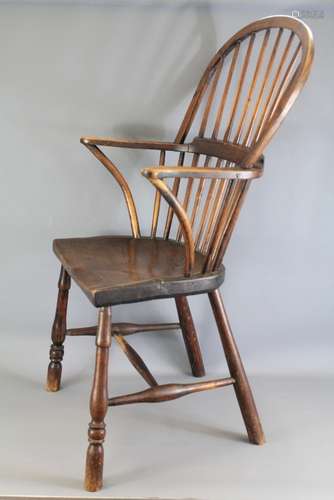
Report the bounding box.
[46,266,71,392]
[208,289,265,445]
[175,295,205,377]
[85,306,112,492]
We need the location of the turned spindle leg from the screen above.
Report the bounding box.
[175,295,205,377]
[209,289,265,445]
[85,306,112,492]
[46,266,71,392]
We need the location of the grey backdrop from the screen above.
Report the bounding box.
[1,0,333,377]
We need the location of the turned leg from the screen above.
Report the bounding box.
[85,306,112,492]
[175,295,205,377]
[209,289,265,445]
[46,266,71,392]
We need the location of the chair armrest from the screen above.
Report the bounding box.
[80,136,189,153]
[141,164,263,181]
[79,137,189,239]
[141,161,264,276]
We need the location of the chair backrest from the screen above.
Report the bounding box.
[150,16,313,273]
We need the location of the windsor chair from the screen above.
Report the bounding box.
[46,16,313,491]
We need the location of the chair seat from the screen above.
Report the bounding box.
[53,236,224,307]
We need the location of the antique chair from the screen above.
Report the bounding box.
[46,16,313,491]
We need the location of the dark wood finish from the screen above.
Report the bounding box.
[175,16,313,161]
[81,136,190,152]
[142,164,263,275]
[209,289,265,445]
[189,137,253,163]
[46,16,313,491]
[142,163,263,180]
[108,377,235,406]
[80,135,258,164]
[85,307,112,492]
[150,149,166,238]
[82,143,140,238]
[53,236,224,306]
[114,334,158,387]
[66,321,180,337]
[46,266,70,392]
[175,296,205,377]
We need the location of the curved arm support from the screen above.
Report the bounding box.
[83,143,141,238]
[143,175,195,277]
[142,159,264,275]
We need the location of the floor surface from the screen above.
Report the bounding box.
[0,335,333,500]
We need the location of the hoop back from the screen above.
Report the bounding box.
[150,16,314,272]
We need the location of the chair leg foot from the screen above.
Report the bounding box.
[84,307,112,492]
[175,295,205,377]
[85,442,104,492]
[209,289,265,445]
[46,346,64,392]
[46,266,71,392]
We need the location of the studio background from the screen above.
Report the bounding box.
[1,1,333,499]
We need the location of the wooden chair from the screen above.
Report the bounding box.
[46,16,313,491]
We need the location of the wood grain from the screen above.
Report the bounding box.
[85,307,112,492]
[108,377,235,406]
[114,334,158,387]
[175,296,205,377]
[209,290,265,445]
[46,266,70,392]
[66,322,180,337]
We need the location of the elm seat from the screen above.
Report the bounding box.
[53,236,225,307]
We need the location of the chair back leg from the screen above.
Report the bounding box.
[85,306,112,492]
[175,295,205,377]
[46,266,71,392]
[208,289,265,445]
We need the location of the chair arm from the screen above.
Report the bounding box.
[80,136,189,153]
[79,137,195,239]
[141,163,263,181]
[141,161,263,276]
[81,141,141,238]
